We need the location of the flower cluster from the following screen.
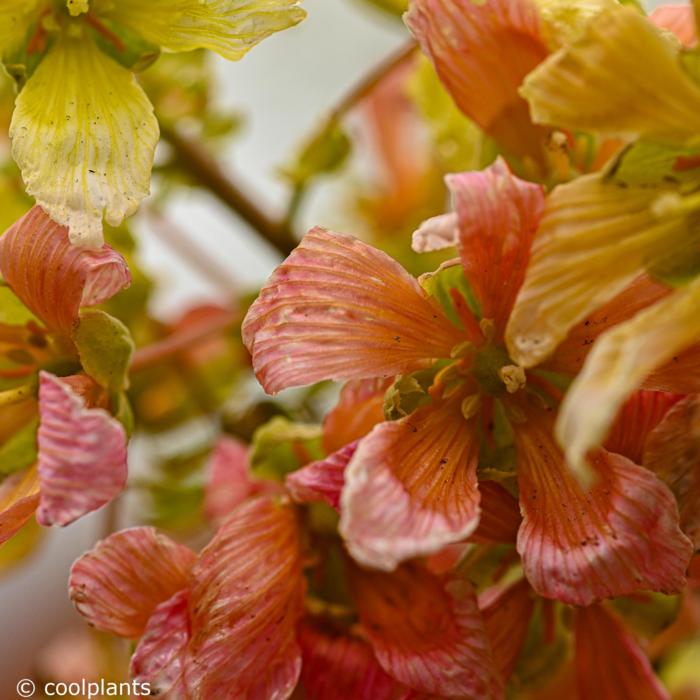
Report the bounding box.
[2,0,700,698]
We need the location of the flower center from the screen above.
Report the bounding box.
[472,343,526,396]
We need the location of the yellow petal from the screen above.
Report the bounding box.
[556,276,700,479]
[522,4,700,145]
[506,172,699,367]
[10,34,159,247]
[94,0,306,61]
[533,0,617,48]
[0,1,40,57]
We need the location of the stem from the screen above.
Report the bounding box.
[0,384,33,408]
[159,122,298,256]
[130,308,239,373]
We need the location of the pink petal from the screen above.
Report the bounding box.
[650,4,696,48]
[480,579,534,680]
[516,404,692,605]
[604,390,683,465]
[204,436,258,525]
[340,394,481,570]
[69,527,196,638]
[448,158,545,332]
[242,228,462,394]
[643,395,700,548]
[130,589,191,697]
[351,563,504,698]
[469,481,521,544]
[187,496,305,698]
[323,378,392,453]
[411,213,458,253]
[0,467,40,545]
[286,441,357,510]
[0,206,130,336]
[405,0,548,161]
[298,622,414,700]
[36,372,128,526]
[575,604,670,699]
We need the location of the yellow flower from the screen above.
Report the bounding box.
[3,0,305,247]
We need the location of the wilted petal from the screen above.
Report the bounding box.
[448,159,544,331]
[0,207,131,336]
[506,173,691,368]
[480,579,534,680]
[36,372,127,527]
[130,589,191,697]
[286,441,357,510]
[298,622,413,700]
[242,228,462,394]
[323,378,390,453]
[0,467,39,546]
[603,391,682,465]
[516,404,692,605]
[521,5,700,144]
[405,0,548,161]
[650,4,697,47]
[575,604,669,699]
[556,276,700,475]
[340,394,481,570]
[204,435,259,525]
[96,0,306,61]
[351,563,503,698]
[69,527,196,638]
[187,496,305,698]
[644,396,700,547]
[411,213,458,253]
[469,480,521,545]
[10,35,159,246]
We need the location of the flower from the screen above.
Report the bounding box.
[2,0,305,247]
[0,206,131,542]
[242,158,694,605]
[505,2,700,473]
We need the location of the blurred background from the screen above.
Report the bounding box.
[0,0,672,694]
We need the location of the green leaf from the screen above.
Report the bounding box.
[419,263,481,328]
[74,309,134,391]
[282,122,351,187]
[0,418,38,476]
[87,18,160,72]
[0,287,37,325]
[249,417,323,481]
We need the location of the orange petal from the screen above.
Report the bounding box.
[340,393,481,570]
[469,480,521,545]
[36,372,127,527]
[575,604,669,699]
[405,0,549,162]
[298,622,413,700]
[242,228,461,394]
[69,527,196,638]
[480,579,535,680]
[649,4,696,48]
[187,496,305,698]
[449,158,545,332]
[0,206,130,336]
[604,391,682,465]
[0,466,39,546]
[130,589,191,697]
[643,395,700,548]
[351,563,504,698]
[323,378,391,454]
[515,404,692,605]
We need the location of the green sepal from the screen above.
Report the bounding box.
[249,416,324,482]
[419,263,481,328]
[612,592,681,640]
[606,140,700,187]
[281,121,351,187]
[454,543,520,592]
[74,309,134,391]
[111,391,134,438]
[87,18,160,72]
[0,418,38,476]
[383,366,442,421]
[478,399,517,477]
[2,20,53,91]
